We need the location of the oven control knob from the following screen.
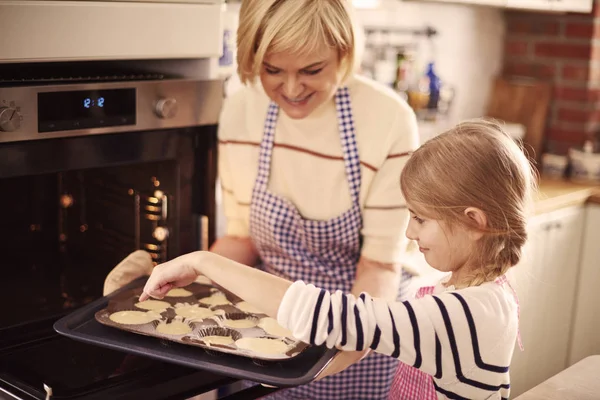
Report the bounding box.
[0,106,21,132]
[154,98,178,119]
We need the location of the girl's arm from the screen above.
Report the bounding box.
[140,251,290,317]
[141,250,516,391]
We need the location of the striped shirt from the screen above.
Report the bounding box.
[217,74,419,264]
[277,277,519,399]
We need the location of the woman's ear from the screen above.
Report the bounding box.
[464,207,487,240]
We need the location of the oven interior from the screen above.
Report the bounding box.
[0,127,220,399]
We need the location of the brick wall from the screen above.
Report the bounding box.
[503,2,600,154]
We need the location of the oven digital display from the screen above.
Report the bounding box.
[38,88,136,133]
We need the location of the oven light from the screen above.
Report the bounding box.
[154,190,164,199]
[153,226,169,242]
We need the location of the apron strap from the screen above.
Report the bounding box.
[255,101,279,191]
[335,87,361,206]
[256,88,362,206]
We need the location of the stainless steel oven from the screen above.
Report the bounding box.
[0,61,249,400]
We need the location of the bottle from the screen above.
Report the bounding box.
[425,62,441,111]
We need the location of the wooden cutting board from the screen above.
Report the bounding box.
[486,77,552,164]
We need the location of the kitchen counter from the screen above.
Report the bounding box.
[514,355,600,399]
[534,177,599,214]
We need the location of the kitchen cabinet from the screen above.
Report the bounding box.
[505,0,553,10]
[406,0,592,12]
[508,205,585,397]
[405,0,506,6]
[552,0,594,12]
[567,204,600,366]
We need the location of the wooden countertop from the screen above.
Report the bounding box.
[515,355,600,399]
[534,177,600,215]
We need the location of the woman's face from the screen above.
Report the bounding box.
[260,46,341,119]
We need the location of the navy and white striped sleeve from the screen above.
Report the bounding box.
[277,280,517,380]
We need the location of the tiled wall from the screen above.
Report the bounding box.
[356,0,505,121]
[503,1,600,153]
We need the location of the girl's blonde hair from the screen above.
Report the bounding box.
[236,0,357,84]
[400,119,538,286]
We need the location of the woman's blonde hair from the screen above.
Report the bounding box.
[236,0,357,84]
[400,119,538,286]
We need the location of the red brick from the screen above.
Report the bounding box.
[557,107,591,123]
[554,86,589,101]
[507,19,560,35]
[547,127,586,143]
[565,21,595,38]
[505,39,530,57]
[504,62,530,77]
[562,63,590,81]
[504,62,556,79]
[534,43,591,59]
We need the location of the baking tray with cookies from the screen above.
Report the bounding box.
[54,276,338,387]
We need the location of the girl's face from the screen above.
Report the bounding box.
[259,46,341,120]
[405,207,477,277]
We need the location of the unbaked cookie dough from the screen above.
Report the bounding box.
[155,320,193,335]
[221,318,257,329]
[175,305,217,320]
[135,299,171,311]
[235,301,263,314]
[258,317,293,338]
[165,288,193,297]
[200,335,235,346]
[235,337,289,355]
[199,293,231,306]
[109,310,159,325]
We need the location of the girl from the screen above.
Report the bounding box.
[140,119,536,399]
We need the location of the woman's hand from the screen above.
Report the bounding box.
[103,250,154,296]
[139,252,201,301]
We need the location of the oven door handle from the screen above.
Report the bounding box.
[195,214,209,251]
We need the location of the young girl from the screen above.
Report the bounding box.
[140,119,536,399]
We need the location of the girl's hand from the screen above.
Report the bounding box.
[139,253,200,301]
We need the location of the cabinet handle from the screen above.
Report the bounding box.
[555,222,562,229]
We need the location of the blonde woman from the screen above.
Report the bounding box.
[106,0,417,398]
[211,0,418,398]
[141,119,536,399]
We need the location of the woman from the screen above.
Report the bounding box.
[106,0,419,398]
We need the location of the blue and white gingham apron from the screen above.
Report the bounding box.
[248,87,406,400]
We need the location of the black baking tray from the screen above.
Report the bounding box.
[54,277,338,388]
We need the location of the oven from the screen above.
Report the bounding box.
[0,61,251,400]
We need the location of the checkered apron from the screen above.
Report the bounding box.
[388,286,437,400]
[248,87,402,399]
[388,276,522,399]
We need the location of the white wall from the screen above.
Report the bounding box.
[356,0,505,121]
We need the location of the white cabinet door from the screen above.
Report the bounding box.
[553,0,593,12]
[508,206,585,397]
[537,206,585,377]
[568,204,600,366]
[506,0,553,10]
[508,213,548,397]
